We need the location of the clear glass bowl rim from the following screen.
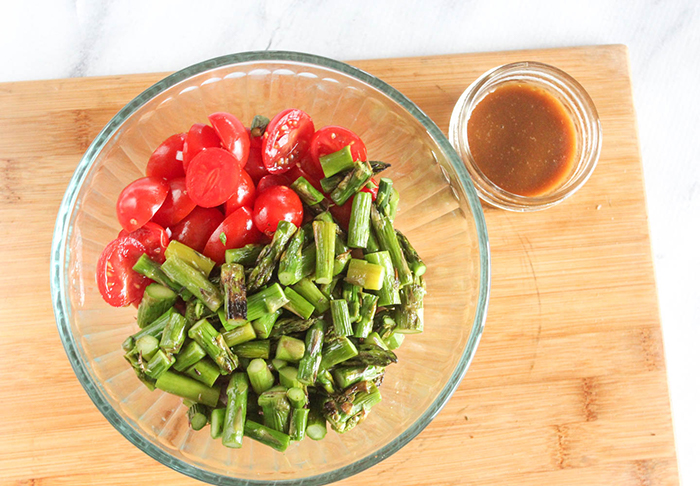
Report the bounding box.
[50,50,491,486]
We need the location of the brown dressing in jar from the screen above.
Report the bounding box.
[467,82,577,197]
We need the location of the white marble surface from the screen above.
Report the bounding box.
[3,0,698,482]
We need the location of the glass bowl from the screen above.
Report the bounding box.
[50,51,490,485]
[450,61,602,211]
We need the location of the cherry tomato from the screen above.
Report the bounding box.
[145,133,186,180]
[329,198,354,231]
[208,112,250,164]
[257,174,290,194]
[186,148,241,208]
[308,126,368,178]
[360,177,379,201]
[116,177,169,232]
[183,123,221,170]
[119,222,170,264]
[244,131,268,183]
[170,206,224,253]
[224,169,256,216]
[262,109,314,174]
[253,185,303,236]
[287,160,324,193]
[96,236,150,307]
[203,207,262,264]
[151,177,196,228]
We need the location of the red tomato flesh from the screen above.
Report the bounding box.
[308,126,367,179]
[146,133,186,180]
[244,132,268,183]
[151,177,196,228]
[203,206,262,264]
[253,185,303,236]
[186,148,241,208]
[96,236,150,307]
[183,123,221,170]
[257,174,290,194]
[262,109,314,174]
[224,169,256,216]
[209,112,250,164]
[119,222,170,264]
[116,177,169,232]
[169,206,225,253]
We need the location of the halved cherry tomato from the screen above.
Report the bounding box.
[253,185,303,236]
[208,112,250,164]
[203,207,262,264]
[257,174,290,194]
[244,131,268,183]
[186,148,241,208]
[308,126,367,178]
[262,109,314,174]
[96,236,150,307]
[119,222,170,264]
[151,177,196,228]
[329,198,353,231]
[170,206,224,253]
[360,177,379,201]
[146,133,186,180]
[224,169,256,216]
[116,177,169,232]
[183,123,221,170]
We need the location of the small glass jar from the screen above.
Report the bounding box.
[449,62,602,211]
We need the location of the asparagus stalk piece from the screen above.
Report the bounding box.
[365,226,380,253]
[319,276,340,300]
[299,245,316,281]
[320,172,344,194]
[246,358,274,395]
[155,371,220,407]
[185,358,221,387]
[133,254,192,301]
[222,322,256,347]
[250,115,270,137]
[306,396,328,441]
[278,366,302,389]
[345,258,385,291]
[210,408,225,439]
[187,403,209,431]
[161,256,223,312]
[364,251,401,306]
[387,186,400,222]
[365,331,388,350]
[344,343,398,367]
[222,372,248,448]
[320,145,355,178]
[275,336,306,363]
[291,176,325,207]
[374,311,398,340]
[333,250,352,277]
[286,387,307,409]
[369,160,391,174]
[282,287,315,319]
[277,224,311,286]
[160,312,188,355]
[292,277,330,315]
[271,358,288,371]
[370,205,412,287]
[258,388,291,433]
[246,283,289,321]
[165,240,216,277]
[136,283,177,328]
[220,263,247,330]
[313,220,336,285]
[232,340,270,359]
[342,282,362,323]
[297,320,325,386]
[385,332,405,350]
[144,348,176,379]
[184,298,214,326]
[251,309,282,339]
[333,365,385,390]
[269,317,316,338]
[374,178,394,216]
[330,299,353,337]
[289,408,309,442]
[395,230,427,278]
[330,162,373,206]
[134,335,159,361]
[188,318,237,374]
[248,221,297,292]
[225,244,264,267]
[244,420,290,452]
[354,293,379,338]
[172,340,206,372]
[347,192,372,249]
[320,336,358,369]
[394,276,426,334]
[316,368,336,394]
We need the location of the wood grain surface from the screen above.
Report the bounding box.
[0,45,678,485]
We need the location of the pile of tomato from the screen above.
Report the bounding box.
[97,108,374,308]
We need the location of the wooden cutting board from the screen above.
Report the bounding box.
[0,45,678,485]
